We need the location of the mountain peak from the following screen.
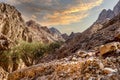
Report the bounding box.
[97,9,114,23]
[113,0,120,16]
[49,27,62,35]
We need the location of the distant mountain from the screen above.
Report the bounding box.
[96,9,115,23]
[68,32,81,39]
[97,0,120,23]
[113,0,120,16]
[61,33,69,40]
[49,27,65,41]
[54,0,120,58]
[49,27,61,36]
[49,28,80,41]
[26,20,65,43]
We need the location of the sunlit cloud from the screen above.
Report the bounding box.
[40,12,88,25]
[2,0,103,26]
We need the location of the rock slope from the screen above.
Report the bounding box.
[8,41,120,80]
[26,20,64,43]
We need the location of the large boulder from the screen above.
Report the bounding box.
[99,42,120,55]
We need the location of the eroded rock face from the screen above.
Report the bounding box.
[0,3,28,43]
[0,67,8,80]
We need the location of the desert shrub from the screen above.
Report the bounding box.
[0,41,63,71]
[48,41,63,53]
[11,41,46,66]
[0,51,13,72]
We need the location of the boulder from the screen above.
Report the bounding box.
[99,42,120,55]
[102,68,117,75]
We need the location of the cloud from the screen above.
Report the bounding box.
[6,0,33,5]
[40,12,88,25]
[4,0,103,26]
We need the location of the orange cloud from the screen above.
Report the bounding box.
[40,12,88,26]
[38,0,103,26]
[40,0,103,26]
[6,0,103,26]
[63,0,103,14]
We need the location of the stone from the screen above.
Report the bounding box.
[71,56,77,61]
[103,68,117,74]
[99,42,120,55]
[76,50,88,58]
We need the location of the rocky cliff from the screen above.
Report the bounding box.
[0,3,29,48]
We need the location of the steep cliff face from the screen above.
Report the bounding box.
[0,3,28,43]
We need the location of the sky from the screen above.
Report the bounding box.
[0,0,119,34]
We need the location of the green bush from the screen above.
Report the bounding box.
[0,41,63,71]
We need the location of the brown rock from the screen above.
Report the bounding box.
[99,42,120,55]
[102,68,117,74]
[0,67,8,80]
